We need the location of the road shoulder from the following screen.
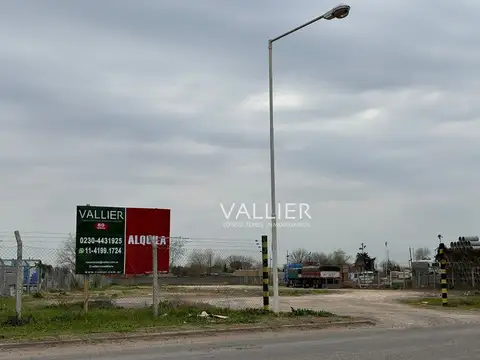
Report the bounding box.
[0,318,374,351]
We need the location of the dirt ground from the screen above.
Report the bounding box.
[113,288,480,328]
[3,289,480,359]
[274,290,480,328]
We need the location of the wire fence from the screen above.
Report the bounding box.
[0,233,268,310]
[5,231,480,319]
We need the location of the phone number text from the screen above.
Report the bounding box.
[79,237,123,245]
[83,247,123,255]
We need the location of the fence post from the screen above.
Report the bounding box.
[0,259,5,296]
[452,266,455,288]
[152,236,159,317]
[261,235,269,311]
[437,243,448,306]
[14,230,23,321]
[472,267,475,289]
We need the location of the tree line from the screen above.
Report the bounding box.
[288,247,376,271]
[288,246,433,272]
[287,248,351,265]
[56,236,259,276]
[55,236,433,275]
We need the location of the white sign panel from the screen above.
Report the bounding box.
[320,271,340,278]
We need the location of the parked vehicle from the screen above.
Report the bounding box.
[283,263,303,287]
[284,263,341,288]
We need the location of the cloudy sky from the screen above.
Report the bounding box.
[1,0,479,264]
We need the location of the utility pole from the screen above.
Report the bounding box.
[384,242,391,279]
[385,241,390,269]
[359,243,366,253]
[408,247,413,268]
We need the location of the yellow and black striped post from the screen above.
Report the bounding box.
[438,243,448,306]
[261,235,269,311]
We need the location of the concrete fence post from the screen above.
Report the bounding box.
[0,259,5,296]
[261,235,269,311]
[14,230,23,320]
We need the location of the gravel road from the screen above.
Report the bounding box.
[114,289,480,328]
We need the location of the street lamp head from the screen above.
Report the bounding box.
[324,4,350,20]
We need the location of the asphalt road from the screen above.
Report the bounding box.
[5,325,479,360]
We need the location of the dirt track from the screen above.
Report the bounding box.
[115,289,480,328]
[275,290,480,328]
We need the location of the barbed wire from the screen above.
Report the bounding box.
[0,232,261,242]
[0,232,264,269]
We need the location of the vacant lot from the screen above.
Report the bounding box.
[25,285,331,305]
[0,296,340,342]
[9,287,480,330]
[96,284,332,297]
[181,289,480,328]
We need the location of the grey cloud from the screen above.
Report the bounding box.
[1,0,480,262]
[3,1,479,95]
[269,1,480,92]
[279,132,480,196]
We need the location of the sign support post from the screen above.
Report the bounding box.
[84,276,89,314]
[152,237,159,317]
[14,230,23,321]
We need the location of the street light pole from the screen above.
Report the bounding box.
[268,39,280,313]
[267,4,351,313]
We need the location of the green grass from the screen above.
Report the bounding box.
[0,296,336,341]
[401,295,480,309]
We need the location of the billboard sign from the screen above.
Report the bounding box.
[75,206,126,275]
[125,207,170,274]
[75,205,170,275]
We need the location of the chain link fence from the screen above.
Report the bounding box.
[0,259,6,296]
[0,234,267,310]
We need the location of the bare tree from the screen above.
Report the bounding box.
[187,249,218,273]
[227,255,255,270]
[56,233,76,272]
[169,238,186,266]
[213,255,227,271]
[310,252,329,264]
[328,249,351,265]
[379,259,401,271]
[289,248,310,263]
[414,247,431,260]
[289,249,351,266]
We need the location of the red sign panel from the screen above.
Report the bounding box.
[124,208,170,275]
